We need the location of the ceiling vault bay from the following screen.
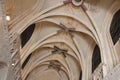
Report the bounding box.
[4,0,120,80]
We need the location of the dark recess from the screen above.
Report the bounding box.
[75,0,81,2]
[22,53,32,69]
[21,24,35,47]
[110,10,120,45]
[92,45,101,73]
[79,70,82,80]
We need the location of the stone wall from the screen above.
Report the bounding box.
[0,0,21,80]
[103,63,120,80]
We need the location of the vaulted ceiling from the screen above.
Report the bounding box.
[3,0,120,80]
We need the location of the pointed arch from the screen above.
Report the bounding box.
[110,9,120,45]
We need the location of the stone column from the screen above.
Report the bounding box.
[0,0,18,80]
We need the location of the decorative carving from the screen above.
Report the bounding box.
[63,0,84,6]
[52,46,68,58]
[10,34,21,80]
[72,0,84,6]
[58,23,75,37]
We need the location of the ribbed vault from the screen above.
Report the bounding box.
[3,0,120,80]
[10,1,107,80]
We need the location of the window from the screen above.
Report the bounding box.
[92,45,101,73]
[21,24,35,47]
[22,53,32,69]
[110,10,120,45]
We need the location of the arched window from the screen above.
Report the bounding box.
[110,10,120,45]
[92,45,101,73]
[21,24,35,48]
[22,53,32,69]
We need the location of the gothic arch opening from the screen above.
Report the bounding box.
[110,9,120,61]
[21,24,35,48]
[92,45,101,73]
[110,9,120,45]
[22,53,32,69]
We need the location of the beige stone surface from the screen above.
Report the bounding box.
[0,0,120,80]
